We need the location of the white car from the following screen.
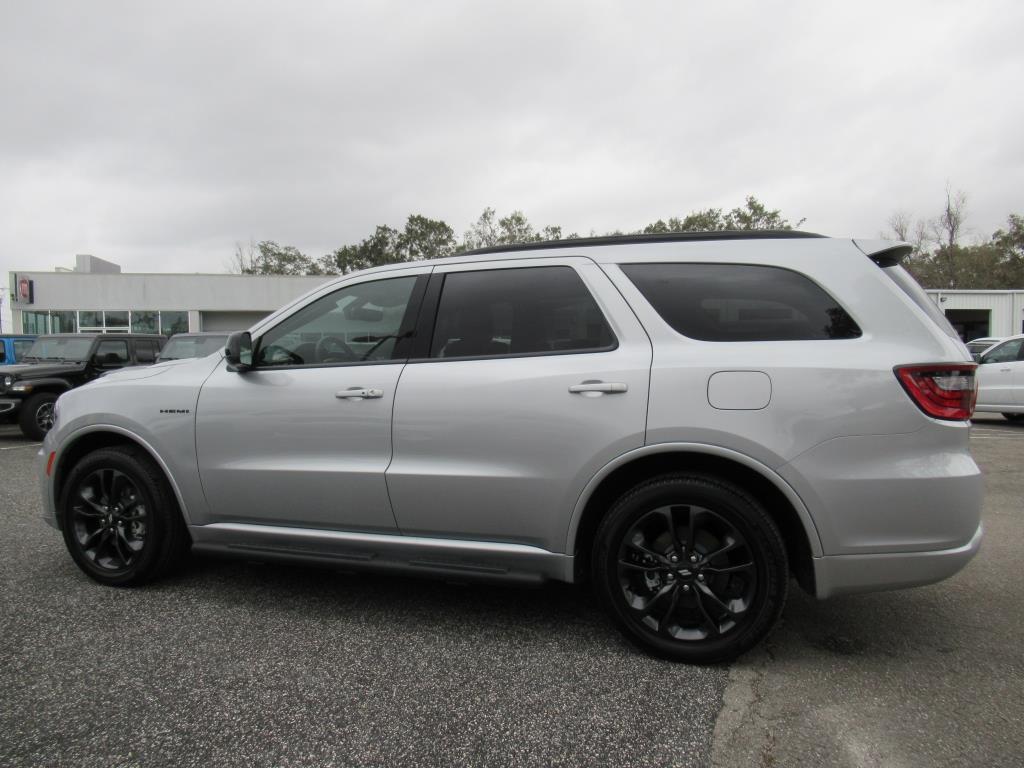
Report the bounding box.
[966,336,1003,361]
[975,333,1024,421]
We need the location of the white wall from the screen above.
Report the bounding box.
[10,271,330,312]
[927,291,1024,338]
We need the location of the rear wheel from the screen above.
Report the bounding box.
[18,391,58,440]
[59,446,189,586]
[593,473,788,664]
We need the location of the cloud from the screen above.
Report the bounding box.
[1,0,1022,278]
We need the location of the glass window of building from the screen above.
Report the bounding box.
[23,311,49,334]
[131,311,159,334]
[160,311,188,336]
[79,311,103,331]
[105,311,130,331]
[50,311,78,333]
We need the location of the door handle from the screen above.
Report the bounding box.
[335,388,384,399]
[568,381,628,394]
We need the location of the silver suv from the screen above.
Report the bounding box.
[37,232,983,663]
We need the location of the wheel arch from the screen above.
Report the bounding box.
[568,444,822,595]
[53,425,192,527]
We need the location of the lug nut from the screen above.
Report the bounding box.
[670,554,679,563]
[667,573,675,581]
[689,554,699,563]
[682,584,691,592]
[697,574,705,582]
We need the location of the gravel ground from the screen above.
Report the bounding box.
[712,414,1024,768]
[3,416,1019,768]
[0,425,724,768]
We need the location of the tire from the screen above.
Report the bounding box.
[592,473,788,664]
[18,391,58,440]
[59,446,190,586]
[1001,413,1023,422]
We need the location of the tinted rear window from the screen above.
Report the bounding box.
[430,266,615,358]
[621,263,861,342]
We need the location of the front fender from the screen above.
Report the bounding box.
[51,423,197,526]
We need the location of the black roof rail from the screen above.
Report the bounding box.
[461,229,825,256]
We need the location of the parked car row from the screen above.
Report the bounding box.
[0,332,229,439]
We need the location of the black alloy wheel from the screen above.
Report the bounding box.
[60,446,190,586]
[70,468,148,574]
[617,503,758,641]
[593,473,788,664]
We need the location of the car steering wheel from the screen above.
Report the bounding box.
[316,335,357,363]
[259,344,304,365]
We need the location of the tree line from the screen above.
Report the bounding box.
[230,192,1024,290]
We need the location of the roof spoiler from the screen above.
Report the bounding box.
[852,239,913,267]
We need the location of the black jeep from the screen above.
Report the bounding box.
[0,334,166,440]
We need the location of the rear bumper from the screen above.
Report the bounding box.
[813,523,983,598]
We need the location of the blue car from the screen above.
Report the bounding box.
[0,335,36,366]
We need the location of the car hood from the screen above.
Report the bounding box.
[0,361,86,379]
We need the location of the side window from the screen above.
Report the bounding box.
[0,341,6,363]
[256,275,418,367]
[135,340,157,363]
[982,339,1023,364]
[14,339,33,359]
[621,263,861,342]
[429,266,616,359]
[94,340,130,367]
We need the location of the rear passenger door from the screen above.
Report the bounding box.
[387,258,651,553]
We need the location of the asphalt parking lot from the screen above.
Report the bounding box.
[0,417,1020,767]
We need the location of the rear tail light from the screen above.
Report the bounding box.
[894,363,977,421]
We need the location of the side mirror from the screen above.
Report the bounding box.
[225,331,254,372]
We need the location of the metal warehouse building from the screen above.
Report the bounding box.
[925,290,1024,341]
[4,255,1023,343]
[5,255,329,336]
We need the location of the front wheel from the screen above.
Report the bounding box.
[59,446,189,586]
[592,473,788,664]
[19,391,58,440]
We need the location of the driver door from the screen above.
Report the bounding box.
[195,271,428,532]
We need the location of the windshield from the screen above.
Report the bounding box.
[24,337,94,362]
[158,335,228,361]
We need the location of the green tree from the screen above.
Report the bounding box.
[322,214,456,274]
[398,214,457,261]
[643,197,804,234]
[461,208,564,250]
[242,240,327,276]
[992,214,1024,287]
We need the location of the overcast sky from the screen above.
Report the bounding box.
[2,0,1022,288]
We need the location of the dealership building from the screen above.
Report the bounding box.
[4,255,1024,342]
[5,255,329,336]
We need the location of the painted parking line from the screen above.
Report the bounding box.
[0,443,41,451]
